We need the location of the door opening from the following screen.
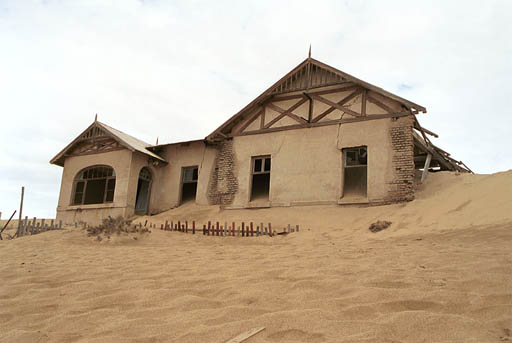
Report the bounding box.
[135,167,152,215]
[342,147,367,199]
[250,156,271,201]
[181,166,198,204]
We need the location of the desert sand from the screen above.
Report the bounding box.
[1,171,511,342]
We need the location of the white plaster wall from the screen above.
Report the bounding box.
[229,118,395,208]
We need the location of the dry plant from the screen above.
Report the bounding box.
[86,216,151,241]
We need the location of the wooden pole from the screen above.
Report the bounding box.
[232,222,235,237]
[421,153,432,183]
[23,216,28,236]
[192,221,195,234]
[17,186,25,237]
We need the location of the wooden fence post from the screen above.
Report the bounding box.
[207,221,211,236]
[23,216,28,236]
[203,224,206,235]
[31,217,37,235]
[268,223,272,237]
[192,221,195,234]
[59,220,63,229]
[296,224,299,232]
[16,186,25,237]
[232,222,235,237]
[241,223,245,237]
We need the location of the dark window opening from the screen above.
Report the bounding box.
[251,156,271,201]
[342,147,367,199]
[135,167,152,215]
[72,166,116,205]
[181,166,198,204]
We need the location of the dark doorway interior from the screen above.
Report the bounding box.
[181,166,198,204]
[135,167,152,215]
[343,147,367,198]
[251,156,271,201]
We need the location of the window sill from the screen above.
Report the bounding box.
[337,197,368,205]
[62,203,120,211]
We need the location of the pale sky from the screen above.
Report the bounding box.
[1,0,511,218]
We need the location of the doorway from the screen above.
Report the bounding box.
[181,166,198,204]
[250,155,271,201]
[342,147,367,199]
[135,167,152,215]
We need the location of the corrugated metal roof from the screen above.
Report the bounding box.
[97,122,165,162]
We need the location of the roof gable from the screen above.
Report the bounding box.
[207,57,426,140]
[50,121,165,166]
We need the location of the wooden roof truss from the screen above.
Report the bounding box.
[208,57,426,141]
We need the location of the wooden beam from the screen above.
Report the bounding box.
[260,106,265,129]
[308,84,357,96]
[264,98,308,128]
[421,153,432,183]
[230,112,412,137]
[225,327,265,343]
[361,89,367,116]
[235,110,263,134]
[312,89,362,123]
[309,93,362,118]
[366,95,395,114]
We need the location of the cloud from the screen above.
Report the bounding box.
[1,0,511,217]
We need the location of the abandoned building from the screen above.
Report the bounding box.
[50,56,471,225]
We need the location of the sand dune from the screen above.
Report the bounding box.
[1,171,511,342]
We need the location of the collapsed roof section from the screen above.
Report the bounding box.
[50,120,166,166]
[413,117,471,173]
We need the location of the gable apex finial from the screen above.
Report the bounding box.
[308,44,311,59]
[94,113,98,122]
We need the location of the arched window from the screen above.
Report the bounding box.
[72,166,116,205]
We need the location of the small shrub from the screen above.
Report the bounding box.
[86,216,151,240]
[369,220,392,233]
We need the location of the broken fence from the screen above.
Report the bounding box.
[140,220,300,237]
[16,217,63,238]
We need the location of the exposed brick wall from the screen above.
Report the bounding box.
[386,116,415,202]
[207,139,238,205]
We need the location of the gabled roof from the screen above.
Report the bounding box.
[207,57,426,140]
[50,120,165,166]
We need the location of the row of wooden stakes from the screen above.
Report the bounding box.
[17,217,63,237]
[146,220,300,237]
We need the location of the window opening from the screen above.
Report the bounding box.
[342,147,367,199]
[72,166,116,205]
[181,166,198,204]
[251,156,271,201]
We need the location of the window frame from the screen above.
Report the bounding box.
[181,166,199,184]
[71,165,116,205]
[251,155,271,175]
[343,146,368,168]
